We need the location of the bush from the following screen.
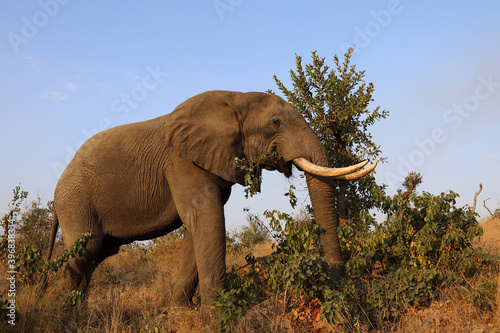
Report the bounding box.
[0,186,91,286]
[238,210,269,249]
[326,188,498,328]
[212,175,499,331]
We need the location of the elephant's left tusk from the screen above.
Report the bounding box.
[332,162,377,181]
[292,158,368,177]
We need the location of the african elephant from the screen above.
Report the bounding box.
[47,90,375,306]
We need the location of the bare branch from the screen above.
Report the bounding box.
[473,183,482,212]
[484,197,494,216]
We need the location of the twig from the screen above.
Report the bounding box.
[473,184,482,212]
[484,198,494,216]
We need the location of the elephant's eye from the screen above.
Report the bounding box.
[272,118,281,129]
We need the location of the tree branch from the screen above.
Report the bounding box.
[473,183,482,212]
[484,198,494,216]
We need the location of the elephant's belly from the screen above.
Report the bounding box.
[100,200,182,240]
[92,178,182,241]
[119,211,183,241]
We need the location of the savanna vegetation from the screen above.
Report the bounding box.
[1,182,499,332]
[2,49,499,332]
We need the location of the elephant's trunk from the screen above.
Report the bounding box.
[300,155,346,279]
[308,174,345,278]
[289,135,375,280]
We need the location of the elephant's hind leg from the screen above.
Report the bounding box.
[62,232,104,292]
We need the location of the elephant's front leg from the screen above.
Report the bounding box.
[189,204,226,305]
[167,158,227,306]
[172,229,199,306]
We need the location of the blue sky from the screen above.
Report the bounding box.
[1,1,499,230]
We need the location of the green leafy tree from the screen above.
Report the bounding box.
[1,185,53,251]
[271,47,388,224]
[18,198,54,252]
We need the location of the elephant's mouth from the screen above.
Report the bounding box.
[260,147,293,177]
[262,159,293,178]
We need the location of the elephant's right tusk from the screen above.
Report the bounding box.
[292,158,369,177]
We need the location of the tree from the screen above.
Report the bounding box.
[397,171,423,204]
[270,47,388,224]
[2,186,54,251]
[2,185,28,237]
[18,197,54,252]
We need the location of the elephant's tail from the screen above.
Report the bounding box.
[47,210,59,261]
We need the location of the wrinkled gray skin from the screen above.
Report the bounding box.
[50,91,343,306]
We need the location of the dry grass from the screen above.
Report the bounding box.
[0,238,281,332]
[477,216,500,257]
[2,218,500,332]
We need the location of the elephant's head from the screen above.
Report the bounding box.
[165,90,375,275]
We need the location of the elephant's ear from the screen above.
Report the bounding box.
[164,92,246,185]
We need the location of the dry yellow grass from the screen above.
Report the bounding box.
[477,216,500,257]
[0,238,279,332]
[2,218,500,332]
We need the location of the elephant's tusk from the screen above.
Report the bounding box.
[332,161,377,181]
[292,158,369,177]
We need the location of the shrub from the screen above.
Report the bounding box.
[212,174,499,331]
[237,210,269,249]
[211,269,261,332]
[0,186,91,286]
[325,187,498,328]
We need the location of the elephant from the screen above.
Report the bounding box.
[47,90,376,306]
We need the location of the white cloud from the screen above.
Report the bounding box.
[41,90,69,102]
[124,72,140,80]
[486,154,499,160]
[66,82,77,90]
[23,55,40,70]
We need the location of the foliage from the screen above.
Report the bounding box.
[270,47,388,218]
[0,231,91,285]
[212,174,498,331]
[235,152,298,210]
[237,210,270,249]
[19,199,54,251]
[397,171,423,202]
[64,290,85,308]
[464,280,498,310]
[326,179,498,328]
[1,183,499,331]
[262,210,331,299]
[2,185,54,252]
[224,210,271,254]
[0,186,91,286]
[1,185,28,235]
[210,269,261,332]
[235,152,283,199]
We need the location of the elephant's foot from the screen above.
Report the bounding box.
[172,286,197,307]
[198,278,225,307]
[62,262,92,292]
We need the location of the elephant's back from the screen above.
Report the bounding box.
[54,115,178,239]
[55,116,168,202]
